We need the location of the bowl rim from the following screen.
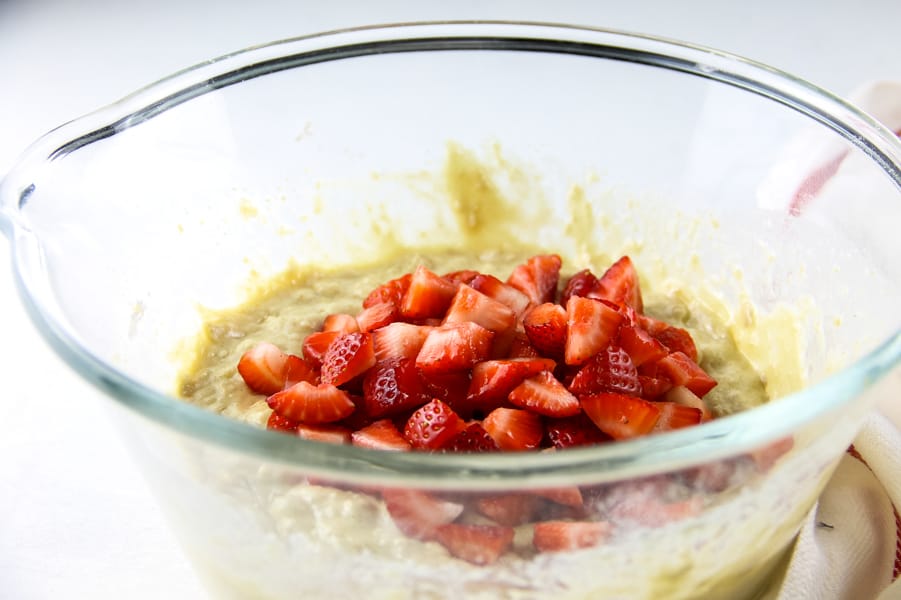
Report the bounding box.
[2,20,900,489]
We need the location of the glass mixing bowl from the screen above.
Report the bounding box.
[1,22,899,600]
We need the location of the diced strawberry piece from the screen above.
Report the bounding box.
[482,407,544,451]
[443,284,516,335]
[508,371,581,417]
[442,422,500,452]
[267,381,356,424]
[507,330,541,359]
[336,393,374,431]
[609,496,702,527]
[383,489,464,540]
[302,330,341,368]
[564,296,623,366]
[320,332,377,387]
[639,315,699,362]
[532,486,584,508]
[443,269,481,286]
[415,322,494,375]
[651,402,703,432]
[355,302,398,333]
[362,358,430,418]
[465,358,557,415]
[533,521,611,552]
[363,272,411,310]
[749,436,794,472]
[237,342,298,395]
[434,523,514,565]
[419,370,473,416]
[322,313,360,334]
[569,345,641,397]
[371,322,432,362]
[403,399,466,450]
[283,354,319,388]
[474,494,541,526]
[469,274,531,317]
[296,423,352,444]
[266,411,300,433]
[618,324,668,367]
[560,269,600,306]
[523,302,567,358]
[581,392,661,440]
[655,352,717,397]
[351,419,412,451]
[545,414,611,448]
[400,265,458,320]
[638,375,673,400]
[589,256,643,312]
[506,254,562,305]
[663,385,712,421]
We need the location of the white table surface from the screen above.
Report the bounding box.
[1,1,899,598]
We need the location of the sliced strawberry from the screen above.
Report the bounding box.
[638,375,673,400]
[507,330,542,359]
[371,322,432,362]
[639,315,698,362]
[400,265,458,320]
[474,494,541,526]
[355,302,398,333]
[664,384,712,421]
[443,269,481,286]
[351,419,412,451]
[237,342,297,395]
[545,414,611,448]
[618,324,668,367]
[560,269,600,306]
[508,370,581,417]
[302,330,341,369]
[533,521,611,552]
[532,486,584,508]
[749,436,794,472]
[469,273,531,317]
[267,381,356,424]
[383,489,464,540]
[283,354,319,388]
[465,358,557,415]
[322,313,360,334]
[506,254,562,305]
[434,523,514,566]
[581,392,661,440]
[589,256,643,312]
[442,422,500,452]
[415,322,494,375]
[419,370,473,416]
[403,399,466,450]
[363,272,411,310]
[569,345,641,397]
[523,302,567,358]
[443,284,516,335]
[362,358,430,418]
[482,407,544,451]
[296,423,352,444]
[266,411,300,433]
[651,402,703,432]
[320,332,377,387]
[655,352,717,397]
[564,296,623,366]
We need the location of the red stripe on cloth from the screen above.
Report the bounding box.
[847,445,901,581]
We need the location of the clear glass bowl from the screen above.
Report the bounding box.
[1,22,899,600]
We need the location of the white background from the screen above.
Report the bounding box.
[0,1,899,598]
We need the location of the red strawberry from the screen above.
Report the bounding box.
[419,370,473,416]
[363,272,411,310]
[434,523,514,565]
[507,254,562,305]
[564,296,623,366]
[355,302,398,333]
[569,345,641,397]
[302,330,341,368]
[655,352,717,397]
[266,411,300,433]
[469,274,531,317]
[545,414,611,448]
[238,342,300,395]
[415,322,494,375]
[296,423,352,444]
[618,324,668,367]
[663,385,712,421]
[651,402,703,432]
[482,407,544,451]
[749,436,794,471]
[465,358,557,415]
[443,269,481,286]
[609,496,702,527]
[474,494,541,526]
[400,265,458,320]
[403,399,466,450]
[371,322,432,362]
[507,330,542,359]
[443,284,516,335]
[267,381,356,424]
[523,302,567,357]
[283,355,319,388]
[532,486,584,508]
[362,358,430,418]
[533,521,611,552]
[442,422,500,452]
[639,315,699,362]
[351,419,412,451]
[638,375,673,400]
[560,269,600,306]
[508,371,581,417]
[322,313,360,334]
[320,332,377,387]
[581,392,661,440]
[589,256,643,312]
[382,489,464,540]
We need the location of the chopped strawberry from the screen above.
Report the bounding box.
[371,322,432,362]
[523,302,567,358]
[545,414,611,448]
[267,381,356,424]
[638,375,673,400]
[415,322,494,375]
[465,358,557,415]
[362,358,430,418]
[321,313,360,334]
[266,411,300,433]
[639,315,698,362]
[355,302,398,333]
[655,352,717,397]
[443,284,516,335]
[469,274,531,317]
[296,423,352,444]
[560,269,600,306]
[569,345,641,397]
[564,296,623,366]
[651,402,703,432]
[533,521,611,552]
[419,370,473,416]
[532,486,584,508]
[482,407,544,451]
[237,342,299,395]
[442,422,500,452]
[749,436,794,471]
[403,399,466,450]
[283,354,319,388]
[589,256,643,312]
[383,489,464,540]
[506,254,562,305]
[581,392,661,440]
[434,523,514,565]
[474,494,540,526]
[351,419,412,451]
[320,332,377,387]
[664,385,712,421]
[400,265,458,320]
[443,269,481,286]
[508,371,581,417]
[608,496,702,527]
[618,324,668,367]
[302,330,341,369]
[363,272,411,310]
